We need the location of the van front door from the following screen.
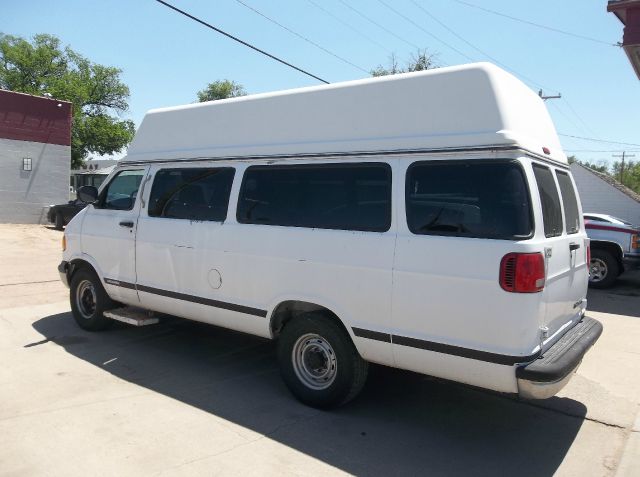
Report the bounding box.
[81,168,147,304]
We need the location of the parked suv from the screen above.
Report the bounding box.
[584,213,640,288]
[58,64,602,408]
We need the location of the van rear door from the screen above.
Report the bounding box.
[531,163,588,344]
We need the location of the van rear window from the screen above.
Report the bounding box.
[406,161,532,239]
[555,171,580,234]
[532,164,563,237]
[237,163,391,232]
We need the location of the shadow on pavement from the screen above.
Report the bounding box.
[587,269,640,318]
[32,312,587,476]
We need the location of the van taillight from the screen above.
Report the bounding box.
[587,242,591,263]
[632,234,639,251]
[500,253,545,293]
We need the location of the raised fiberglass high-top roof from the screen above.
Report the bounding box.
[123,62,566,164]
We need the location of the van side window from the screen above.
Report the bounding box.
[532,164,563,237]
[148,168,235,221]
[101,170,145,210]
[406,161,532,239]
[237,163,391,232]
[555,171,580,234]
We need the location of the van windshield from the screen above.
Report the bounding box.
[406,161,533,240]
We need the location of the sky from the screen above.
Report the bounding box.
[4,0,639,165]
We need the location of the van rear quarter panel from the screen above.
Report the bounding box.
[392,157,545,354]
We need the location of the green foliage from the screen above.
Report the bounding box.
[0,33,134,169]
[197,80,246,102]
[580,161,609,174]
[572,156,640,193]
[371,50,438,77]
[611,160,640,192]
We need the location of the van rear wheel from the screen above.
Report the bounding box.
[277,313,368,408]
[589,249,619,289]
[70,268,115,331]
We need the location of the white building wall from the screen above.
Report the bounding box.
[571,163,640,226]
[0,137,71,223]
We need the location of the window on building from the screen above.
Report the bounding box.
[532,164,563,237]
[237,163,392,232]
[406,161,533,239]
[22,158,32,171]
[148,168,235,221]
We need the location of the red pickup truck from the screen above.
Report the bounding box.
[585,213,640,288]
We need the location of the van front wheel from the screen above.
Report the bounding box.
[277,313,368,408]
[70,268,115,331]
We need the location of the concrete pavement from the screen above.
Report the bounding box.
[0,225,638,476]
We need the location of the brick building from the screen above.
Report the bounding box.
[0,90,72,223]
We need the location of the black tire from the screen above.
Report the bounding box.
[69,268,115,331]
[277,312,368,409]
[589,249,620,289]
[54,212,64,230]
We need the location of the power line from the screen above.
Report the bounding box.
[337,0,420,51]
[452,0,617,47]
[612,152,635,182]
[304,0,393,55]
[377,0,474,62]
[154,0,329,84]
[548,101,585,135]
[559,133,640,147]
[562,98,595,135]
[232,0,369,74]
[408,0,555,92]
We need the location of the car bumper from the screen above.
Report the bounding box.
[516,316,603,399]
[58,261,70,288]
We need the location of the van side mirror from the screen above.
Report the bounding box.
[78,185,99,204]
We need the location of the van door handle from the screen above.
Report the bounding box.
[119,220,134,228]
[569,243,580,251]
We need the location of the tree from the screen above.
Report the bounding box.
[0,33,134,169]
[580,161,609,174]
[197,80,246,102]
[611,160,640,192]
[371,49,439,77]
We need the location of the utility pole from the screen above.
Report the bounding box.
[538,89,562,101]
[612,151,635,184]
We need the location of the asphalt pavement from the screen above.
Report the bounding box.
[0,224,638,476]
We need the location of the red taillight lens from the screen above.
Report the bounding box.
[586,242,591,264]
[632,234,639,251]
[500,253,545,293]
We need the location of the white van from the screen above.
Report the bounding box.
[59,63,602,408]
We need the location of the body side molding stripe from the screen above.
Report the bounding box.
[352,327,392,343]
[104,278,136,290]
[104,278,267,317]
[353,327,540,365]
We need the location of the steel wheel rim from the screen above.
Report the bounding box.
[76,279,97,319]
[589,258,608,282]
[292,333,337,390]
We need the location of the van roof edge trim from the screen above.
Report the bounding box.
[118,145,568,169]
